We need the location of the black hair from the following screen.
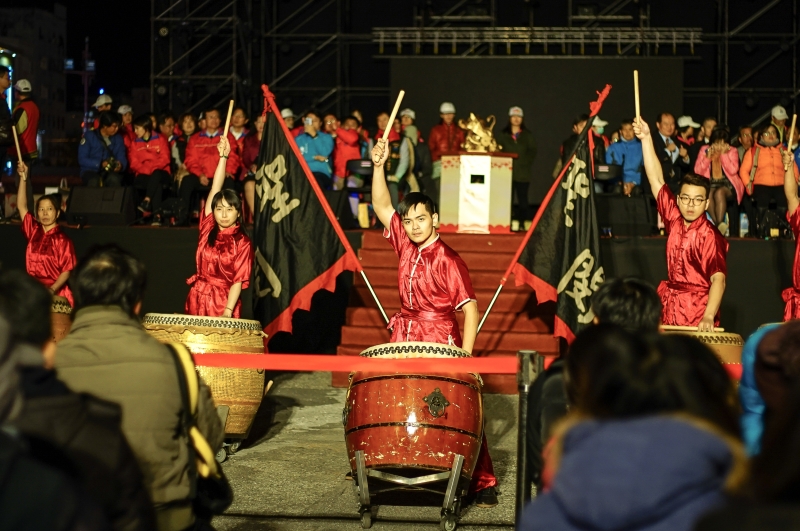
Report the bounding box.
[232,106,248,120]
[204,108,220,119]
[132,114,153,133]
[503,117,527,134]
[680,172,711,198]
[591,277,661,334]
[761,123,779,137]
[703,116,718,126]
[35,193,62,217]
[572,113,590,127]
[344,115,361,127]
[71,244,147,317]
[305,109,322,121]
[656,112,674,124]
[98,111,122,129]
[0,65,8,77]
[208,190,242,248]
[709,126,731,144]
[157,111,176,126]
[0,270,53,346]
[566,324,740,437]
[619,119,633,129]
[678,125,694,135]
[178,112,197,134]
[397,192,437,218]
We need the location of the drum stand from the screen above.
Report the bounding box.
[354,450,465,530]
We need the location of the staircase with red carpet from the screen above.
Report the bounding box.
[332,230,559,393]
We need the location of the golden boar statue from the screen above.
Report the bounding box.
[458,113,501,153]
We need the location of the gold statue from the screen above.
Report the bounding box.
[459,113,501,152]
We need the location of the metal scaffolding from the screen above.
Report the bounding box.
[150,0,255,116]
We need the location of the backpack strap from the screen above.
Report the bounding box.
[748,147,761,194]
[167,343,220,480]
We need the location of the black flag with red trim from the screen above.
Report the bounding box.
[253,87,360,341]
[512,85,611,342]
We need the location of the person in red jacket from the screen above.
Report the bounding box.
[9,79,40,216]
[326,114,362,191]
[375,111,400,143]
[177,108,240,226]
[118,105,136,151]
[240,114,265,219]
[129,115,172,226]
[427,101,465,205]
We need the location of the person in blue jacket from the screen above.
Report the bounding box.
[294,110,334,190]
[605,119,644,196]
[739,323,781,456]
[78,111,128,187]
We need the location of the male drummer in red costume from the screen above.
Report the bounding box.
[371,138,498,508]
[635,117,728,331]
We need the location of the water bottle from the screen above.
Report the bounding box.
[740,213,749,238]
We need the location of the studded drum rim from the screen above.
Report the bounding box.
[142,313,263,332]
[359,341,472,358]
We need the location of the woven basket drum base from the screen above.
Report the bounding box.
[142,315,266,437]
[51,298,72,343]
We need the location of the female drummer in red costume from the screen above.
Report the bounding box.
[16,162,77,305]
[370,138,498,508]
[185,136,253,318]
[780,149,800,319]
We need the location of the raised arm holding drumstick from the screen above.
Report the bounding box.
[780,116,800,320]
[633,72,728,332]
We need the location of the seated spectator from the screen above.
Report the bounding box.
[689,116,718,167]
[754,321,800,438]
[740,123,800,225]
[558,114,606,187]
[157,112,177,147]
[605,119,643,196]
[736,126,754,162]
[129,115,172,226]
[118,105,136,149]
[375,110,400,143]
[0,316,108,531]
[526,277,662,492]
[0,270,156,530]
[177,108,240,226]
[676,115,700,148]
[330,114,362,193]
[281,108,303,138]
[172,113,197,181]
[739,323,781,456]
[650,112,691,194]
[294,110,334,189]
[90,94,112,130]
[229,106,249,149]
[520,324,744,531]
[78,111,128,187]
[382,117,418,209]
[694,127,744,232]
[197,111,206,132]
[55,244,224,531]
[352,109,373,156]
[771,104,789,144]
[591,116,610,148]
[241,113,265,217]
[790,122,800,170]
[400,108,423,144]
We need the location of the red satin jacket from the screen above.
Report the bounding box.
[22,213,77,305]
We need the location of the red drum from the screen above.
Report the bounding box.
[343,342,483,482]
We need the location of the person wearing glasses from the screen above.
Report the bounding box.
[634,116,728,332]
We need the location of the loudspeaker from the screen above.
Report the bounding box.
[65,187,136,226]
[323,189,356,230]
[595,193,655,237]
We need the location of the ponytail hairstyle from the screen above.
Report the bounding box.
[208,189,242,247]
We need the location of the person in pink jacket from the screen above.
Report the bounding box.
[694,128,743,234]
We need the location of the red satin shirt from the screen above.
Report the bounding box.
[783,209,800,320]
[656,186,728,326]
[185,212,253,318]
[384,212,476,346]
[22,213,76,305]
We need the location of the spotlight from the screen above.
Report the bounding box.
[159,27,169,37]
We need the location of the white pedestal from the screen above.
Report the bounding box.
[439,152,514,233]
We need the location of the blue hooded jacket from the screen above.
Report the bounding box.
[519,416,742,531]
[605,137,643,185]
[739,324,781,456]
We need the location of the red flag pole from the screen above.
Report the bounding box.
[477,85,612,334]
[260,85,389,324]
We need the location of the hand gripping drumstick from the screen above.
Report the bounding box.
[634,70,640,119]
[786,114,797,171]
[382,90,405,142]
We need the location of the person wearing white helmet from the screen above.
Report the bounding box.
[11,78,40,216]
[427,102,465,205]
[771,105,789,144]
[497,106,537,231]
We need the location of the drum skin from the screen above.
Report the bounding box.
[142,313,266,437]
[344,342,484,481]
[51,296,72,343]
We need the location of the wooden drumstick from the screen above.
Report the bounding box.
[222,99,235,139]
[633,70,640,119]
[785,114,797,171]
[11,125,22,164]
[660,325,725,333]
[382,90,405,141]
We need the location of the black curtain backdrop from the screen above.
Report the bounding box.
[0,226,787,344]
[390,57,683,205]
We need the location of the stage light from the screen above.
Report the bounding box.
[157,85,167,96]
[159,27,169,37]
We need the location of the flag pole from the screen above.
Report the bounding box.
[478,85,611,334]
[260,85,389,324]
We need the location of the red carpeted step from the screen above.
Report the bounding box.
[361,230,525,254]
[359,249,515,272]
[355,268,528,292]
[353,286,535,314]
[344,307,552,333]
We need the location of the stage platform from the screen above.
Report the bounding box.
[0,223,792,371]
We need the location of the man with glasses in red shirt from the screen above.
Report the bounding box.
[634,116,728,332]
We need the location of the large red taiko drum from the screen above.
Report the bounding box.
[343,341,483,483]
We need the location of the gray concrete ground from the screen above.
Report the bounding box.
[212,371,519,531]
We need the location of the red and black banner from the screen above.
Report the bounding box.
[511,86,611,343]
[253,86,360,341]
